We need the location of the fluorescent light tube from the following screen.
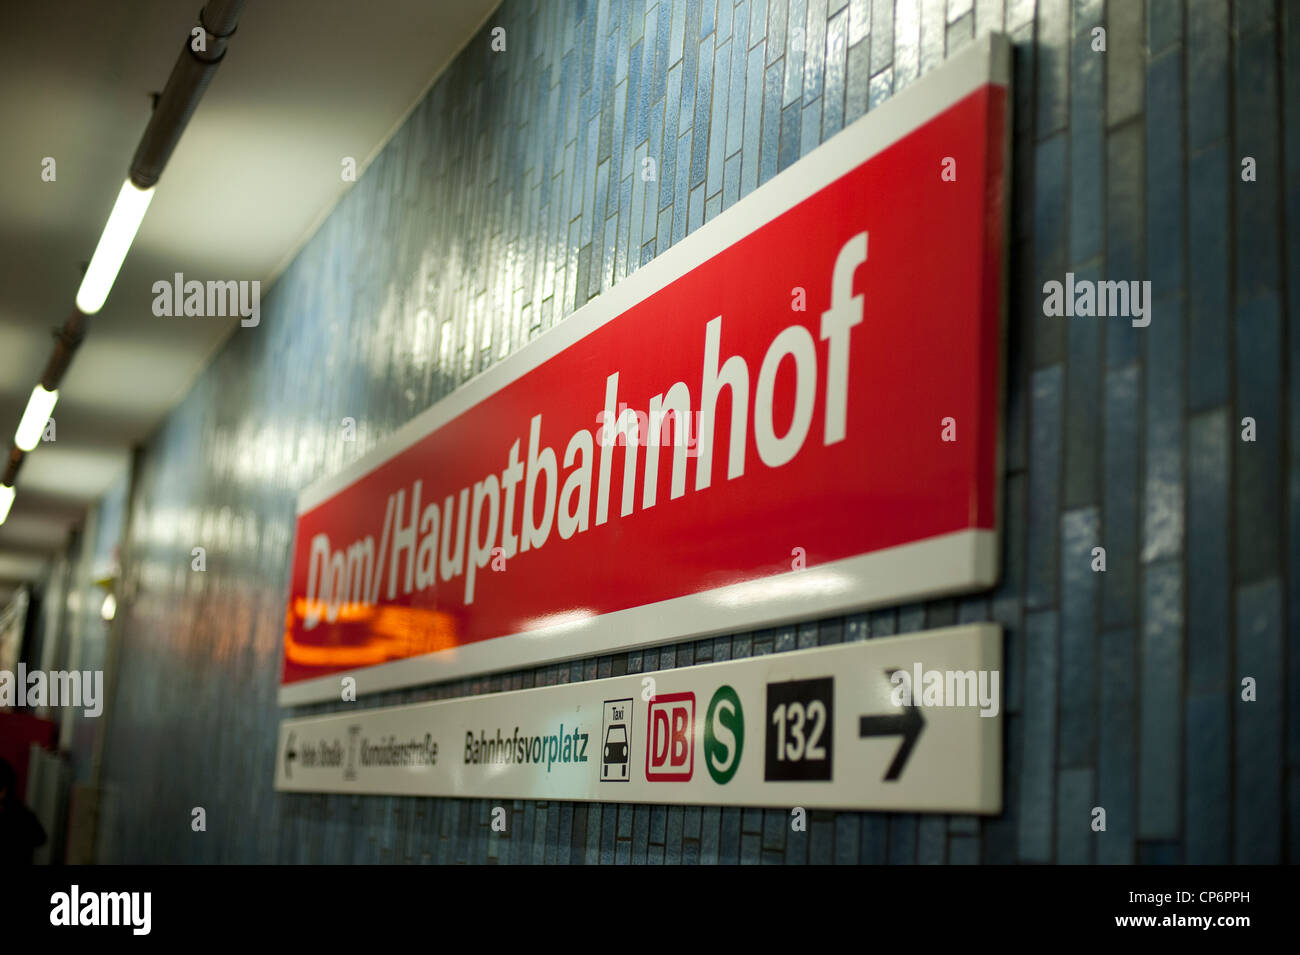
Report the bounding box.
[75,179,155,315]
[0,485,14,525]
[15,385,58,451]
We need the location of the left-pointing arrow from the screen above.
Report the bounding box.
[284,732,297,779]
[858,670,925,781]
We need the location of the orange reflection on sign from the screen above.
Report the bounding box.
[283,599,458,668]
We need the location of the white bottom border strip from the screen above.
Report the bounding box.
[279,528,999,705]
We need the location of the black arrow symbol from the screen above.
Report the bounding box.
[284,732,297,779]
[858,670,925,781]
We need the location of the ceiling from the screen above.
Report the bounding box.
[0,0,500,603]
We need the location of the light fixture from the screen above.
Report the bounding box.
[100,592,117,622]
[3,2,245,494]
[15,385,58,452]
[74,179,155,315]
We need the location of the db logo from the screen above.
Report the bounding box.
[645,692,695,781]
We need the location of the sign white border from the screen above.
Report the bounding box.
[280,35,1012,705]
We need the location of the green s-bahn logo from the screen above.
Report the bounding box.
[704,685,744,784]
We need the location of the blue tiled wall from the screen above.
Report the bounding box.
[96,0,1298,863]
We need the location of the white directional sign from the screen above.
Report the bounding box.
[275,624,1002,813]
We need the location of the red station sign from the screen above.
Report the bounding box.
[279,36,1010,705]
